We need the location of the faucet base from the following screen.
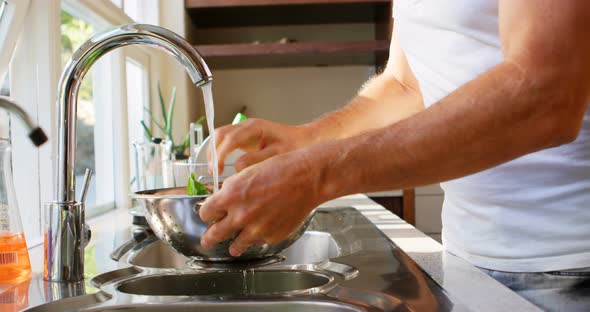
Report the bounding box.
[44,201,89,282]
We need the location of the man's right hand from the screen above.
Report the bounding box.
[207,118,315,174]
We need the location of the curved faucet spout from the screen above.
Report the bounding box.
[56,24,212,203]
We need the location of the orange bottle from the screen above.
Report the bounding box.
[0,140,32,283]
[0,232,31,283]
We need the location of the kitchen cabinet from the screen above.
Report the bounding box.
[369,189,415,225]
[415,184,444,241]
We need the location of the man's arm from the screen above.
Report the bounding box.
[319,0,590,197]
[305,31,424,142]
[210,32,424,171]
[199,0,590,256]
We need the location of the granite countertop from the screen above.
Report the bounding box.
[17,194,540,311]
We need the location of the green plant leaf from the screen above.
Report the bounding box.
[195,116,206,125]
[180,132,190,149]
[140,120,153,140]
[157,82,167,128]
[187,173,209,195]
[143,107,165,133]
[165,86,177,138]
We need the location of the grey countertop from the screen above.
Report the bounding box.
[17,194,539,311]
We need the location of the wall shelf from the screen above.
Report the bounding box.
[185,0,392,68]
[185,0,390,9]
[195,40,389,68]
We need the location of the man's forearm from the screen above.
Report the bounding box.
[315,61,588,198]
[302,73,423,144]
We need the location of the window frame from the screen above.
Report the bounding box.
[124,50,152,144]
[9,0,61,247]
[123,49,153,192]
[0,0,30,83]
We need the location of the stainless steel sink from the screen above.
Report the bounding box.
[26,208,466,312]
[124,230,341,269]
[86,301,365,312]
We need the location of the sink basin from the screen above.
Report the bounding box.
[117,270,334,296]
[86,301,364,312]
[126,231,340,269]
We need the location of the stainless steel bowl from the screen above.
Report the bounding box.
[131,187,316,262]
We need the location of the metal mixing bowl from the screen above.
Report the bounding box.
[131,187,317,262]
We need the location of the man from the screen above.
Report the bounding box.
[200,1,590,310]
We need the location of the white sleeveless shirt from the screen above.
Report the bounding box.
[394,0,590,272]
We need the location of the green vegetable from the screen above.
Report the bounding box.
[187,173,209,195]
[232,112,247,125]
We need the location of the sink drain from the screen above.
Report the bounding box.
[117,269,334,296]
[186,255,285,270]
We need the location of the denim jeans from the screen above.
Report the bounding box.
[480,267,590,311]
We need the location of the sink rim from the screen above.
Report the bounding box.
[109,267,340,298]
[80,298,368,312]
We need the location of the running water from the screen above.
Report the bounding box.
[201,83,219,193]
[242,270,247,294]
[241,269,255,295]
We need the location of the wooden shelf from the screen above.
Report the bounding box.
[186,0,389,8]
[197,40,388,57]
[185,0,392,68]
[186,0,390,27]
[196,40,389,68]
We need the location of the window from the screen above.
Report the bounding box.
[0,0,29,85]
[126,57,150,146]
[7,0,162,246]
[110,0,123,8]
[123,0,139,21]
[125,52,151,191]
[61,9,115,216]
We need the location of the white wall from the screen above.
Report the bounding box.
[206,66,374,127]
[164,4,378,131]
[415,184,444,243]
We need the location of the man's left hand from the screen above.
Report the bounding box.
[199,149,327,257]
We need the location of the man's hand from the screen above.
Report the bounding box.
[208,118,316,174]
[199,148,326,257]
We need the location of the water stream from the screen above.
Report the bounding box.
[241,269,256,295]
[201,83,219,193]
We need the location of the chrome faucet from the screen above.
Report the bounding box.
[45,24,212,282]
[0,97,48,146]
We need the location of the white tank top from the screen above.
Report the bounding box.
[394,0,590,272]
